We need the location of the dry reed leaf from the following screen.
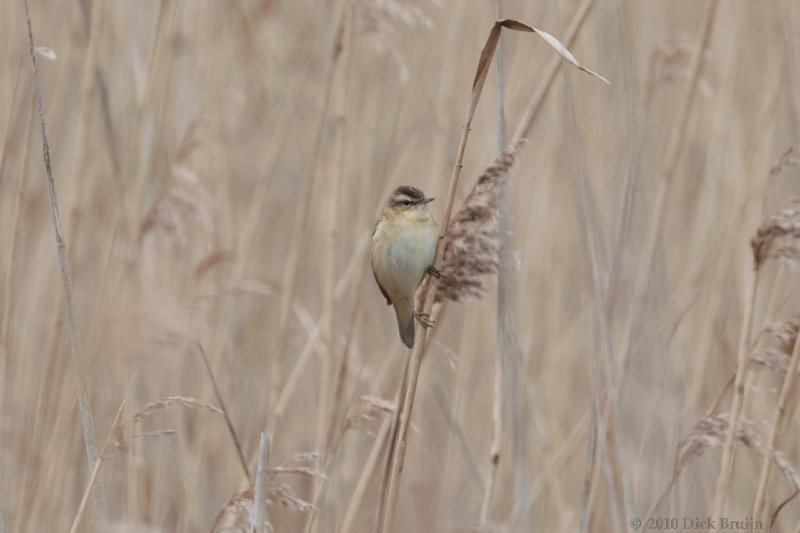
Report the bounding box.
[435,143,522,302]
[752,199,800,269]
[472,19,608,114]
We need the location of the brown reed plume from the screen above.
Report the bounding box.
[436,141,523,303]
[751,199,800,269]
[714,198,800,517]
[645,414,800,529]
[752,314,800,521]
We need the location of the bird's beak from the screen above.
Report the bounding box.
[423,197,435,204]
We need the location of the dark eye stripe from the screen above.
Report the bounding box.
[394,185,424,201]
[390,194,416,207]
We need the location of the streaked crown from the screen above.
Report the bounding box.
[388,185,429,208]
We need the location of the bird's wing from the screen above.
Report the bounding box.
[371,213,384,240]
[373,269,392,305]
[370,213,392,305]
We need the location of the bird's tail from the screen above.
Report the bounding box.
[395,301,415,349]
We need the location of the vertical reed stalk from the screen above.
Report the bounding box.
[312,8,354,527]
[711,269,760,517]
[2,95,33,360]
[481,0,509,525]
[69,388,131,533]
[613,0,719,391]
[252,433,270,533]
[66,0,104,244]
[22,0,107,520]
[339,415,392,533]
[437,306,480,530]
[271,0,348,423]
[563,60,629,531]
[511,0,595,144]
[198,343,251,484]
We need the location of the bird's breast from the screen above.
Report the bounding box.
[372,217,438,299]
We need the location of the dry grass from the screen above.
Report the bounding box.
[2,1,800,532]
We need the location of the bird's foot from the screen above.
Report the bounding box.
[426,266,447,280]
[414,311,435,328]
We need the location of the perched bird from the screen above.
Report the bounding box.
[371,186,440,348]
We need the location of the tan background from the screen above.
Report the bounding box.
[1,0,799,531]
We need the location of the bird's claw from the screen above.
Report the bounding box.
[414,311,435,328]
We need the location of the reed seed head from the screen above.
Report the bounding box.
[752,199,800,269]
[435,141,523,303]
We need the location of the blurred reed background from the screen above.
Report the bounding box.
[1,0,800,531]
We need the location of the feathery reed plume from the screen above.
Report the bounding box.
[675,415,800,490]
[712,195,800,516]
[344,395,396,432]
[751,199,800,269]
[210,484,315,533]
[131,395,223,422]
[749,318,800,374]
[751,349,794,374]
[139,164,215,250]
[436,141,524,303]
[717,200,800,516]
[647,414,800,526]
[675,415,761,481]
[753,316,800,520]
[114,394,224,450]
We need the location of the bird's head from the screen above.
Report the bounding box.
[385,185,434,217]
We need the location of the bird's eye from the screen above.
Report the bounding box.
[401,200,412,206]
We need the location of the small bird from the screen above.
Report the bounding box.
[371,186,440,348]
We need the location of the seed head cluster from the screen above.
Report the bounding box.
[751,199,800,269]
[435,142,523,302]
